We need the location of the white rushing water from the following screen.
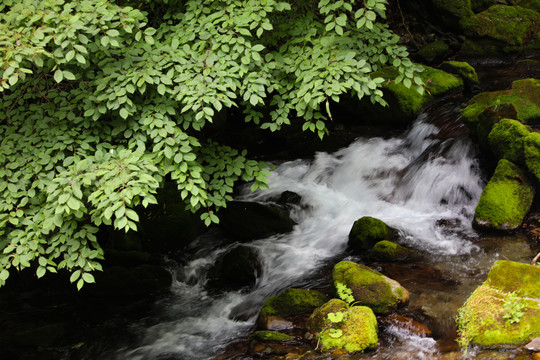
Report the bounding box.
[115,115,485,360]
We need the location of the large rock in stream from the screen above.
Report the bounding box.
[207,245,262,291]
[473,159,535,231]
[348,216,394,251]
[332,261,409,315]
[456,260,540,348]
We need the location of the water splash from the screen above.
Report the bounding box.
[110,114,484,359]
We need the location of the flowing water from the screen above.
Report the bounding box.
[91,98,536,360]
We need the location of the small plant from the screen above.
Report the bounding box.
[503,291,525,324]
[318,283,357,343]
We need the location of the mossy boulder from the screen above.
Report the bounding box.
[524,132,540,182]
[333,261,409,314]
[471,0,499,13]
[416,40,450,64]
[460,5,540,47]
[219,201,296,241]
[488,118,530,164]
[431,0,475,28]
[360,65,463,125]
[461,78,540,135]
[348,216,392,251]
[439,61,479,90]
[515,0,540,12]
[307,299,378,353]
[259,288,329,317]
[456,260,540,348]
[473,159,535,231]
[370,240,410,261]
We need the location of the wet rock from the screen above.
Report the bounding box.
[259,288,329,318]
[348,216,393,251]
[473,159,535,231]
[250,330,294,342]
[207,245,262,291]
[488,118,530,164]
[526,337,540,351]
[219,201,296,241]
[277,191,302,206]
[461,78,540,134]
[307,299,378,353]
[257,315,294,331]
[456,260,540,348]
[333,261,409,314]
[380,314,432,337]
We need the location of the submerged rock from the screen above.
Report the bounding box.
[307,299,378,353]
[370,240,410,262]
[473,159,535,231]
[219,201,296,241]
[348,216,393,251]
[207,245,262,290]
[456,260,540,348]
[333,261,409,314]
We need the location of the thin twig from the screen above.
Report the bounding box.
[531,251,540,266]
[396,0,419,48]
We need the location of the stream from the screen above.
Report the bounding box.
[80,93,537,360]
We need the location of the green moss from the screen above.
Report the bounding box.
[439,61,479,86]
[348,216,390,250]
[308,300,378,353]
[515,0,540,12]
[486,260,540,298]
[371,240,409,261]
[456,261,540,348]
[524,132,540,182]
[259,288,329,317]
[417,40,449,63]
[461,78,540,132]
[473,159,535,230]
[460,5,540,46]
[249,330,293,342]
[470,0,499,13]
[367,65,463,124]
[333,261,409,314]
[487,118,530,164]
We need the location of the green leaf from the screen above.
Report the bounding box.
[119,108,129,119]
[328,312,344,323]
[54,70,63,83]
[82,273,95,283]
[0,269,9,281]
[36,266,46,278]
[70,270,81,283]
[63,70,76,80]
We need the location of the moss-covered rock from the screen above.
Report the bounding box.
[333,261,409,314]
[471,0,499,13]
[456,260,540,348]
[515,0,540,12]
[249,330,293,342]
[416,40,450,64]
[259,288,329,317]
[460,5,540,47]
[359,65,463,125]
[370,240,410,261]
[461,78,540,134]
[431,0,475,28]
[348,216,391,251]
[439,61,479,90]
[473,159,535,231]
[524,132,540,182]
[307,299,378,353]
[487,118,530,164]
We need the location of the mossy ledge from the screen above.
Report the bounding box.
[259,288,329,317]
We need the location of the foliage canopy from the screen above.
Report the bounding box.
[0,0,421,288]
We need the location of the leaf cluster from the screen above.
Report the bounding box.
[0,0,421,288]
